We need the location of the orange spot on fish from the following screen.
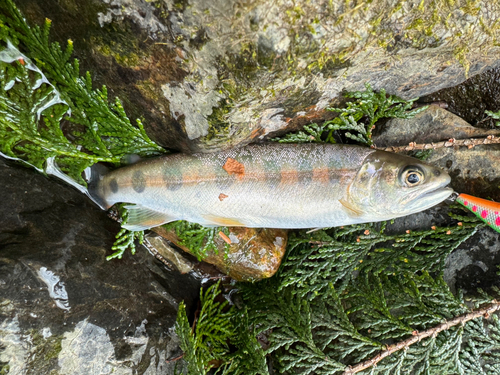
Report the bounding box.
[218,231,232,244]
[280,169,299,184]
[446,230,451,235]
[312,167,330,184]
[364,230,370,235]
[431,226,436,230]
[457,222,462,226]
[223,158,245,179]
[218,193,228,201]
[18,58,25,65]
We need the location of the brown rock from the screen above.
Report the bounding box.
[153,226,288,282]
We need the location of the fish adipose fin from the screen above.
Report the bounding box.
[339,199,363,218]
[123,205,176,231]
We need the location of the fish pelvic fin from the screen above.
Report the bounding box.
[123,205,177,231]
[201,215,246,227]
[339,199,363,218]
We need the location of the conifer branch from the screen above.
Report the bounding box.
[343,300,500,375]
[377,135,500,153]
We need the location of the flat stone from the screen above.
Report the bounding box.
[444,228,500,295]
[421,67,500,129]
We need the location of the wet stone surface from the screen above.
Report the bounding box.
[0,159,199,374]
[421,67,500,129]
[443,229,500,295]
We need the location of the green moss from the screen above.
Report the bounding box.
[163,221,230,260]
[27,330,63,374]
[203,99,232,142]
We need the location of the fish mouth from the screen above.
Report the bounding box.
[408,179,453,212]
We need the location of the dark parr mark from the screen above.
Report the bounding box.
[132,171,146,193]
[298,158,313,187]
[162,165,183,191]
[109,178,119,193]
[298,170,313,187]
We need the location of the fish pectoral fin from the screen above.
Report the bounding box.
[201,214,246,227]
[122,205,176,231]
[339,199,363,218]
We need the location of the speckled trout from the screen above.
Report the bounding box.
[90,143,452,230]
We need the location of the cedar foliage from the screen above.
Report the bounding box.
[274,84,428,146]
[0,0,164,256]
[0,0,164,179]
[177,216,500,375]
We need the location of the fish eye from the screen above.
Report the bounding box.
[401,166,425,187]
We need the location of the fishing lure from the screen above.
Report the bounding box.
[455,193,500,233]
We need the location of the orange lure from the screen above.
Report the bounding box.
[456,193,500,233]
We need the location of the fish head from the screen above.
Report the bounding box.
[347,150,452,221]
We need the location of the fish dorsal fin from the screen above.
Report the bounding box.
[122,205,176,231]
[339,199,363,218]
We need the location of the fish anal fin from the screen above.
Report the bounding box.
[339,199,363,218]
[201,215,246,227]
[123,205,176,231]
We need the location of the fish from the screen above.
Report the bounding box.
[456,193,500,233]
[89,143,453,231]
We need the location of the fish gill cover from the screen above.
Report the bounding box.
[1,2,500,375]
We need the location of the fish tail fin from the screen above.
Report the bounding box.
[84,163,111,210]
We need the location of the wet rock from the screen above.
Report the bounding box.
[0,159,200,374]
[373,105,500,148]
[427,144,500,201]
[153,227,288,282]
[421,67,500,129]
[12,0,500,153]
[444,228,500,295]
